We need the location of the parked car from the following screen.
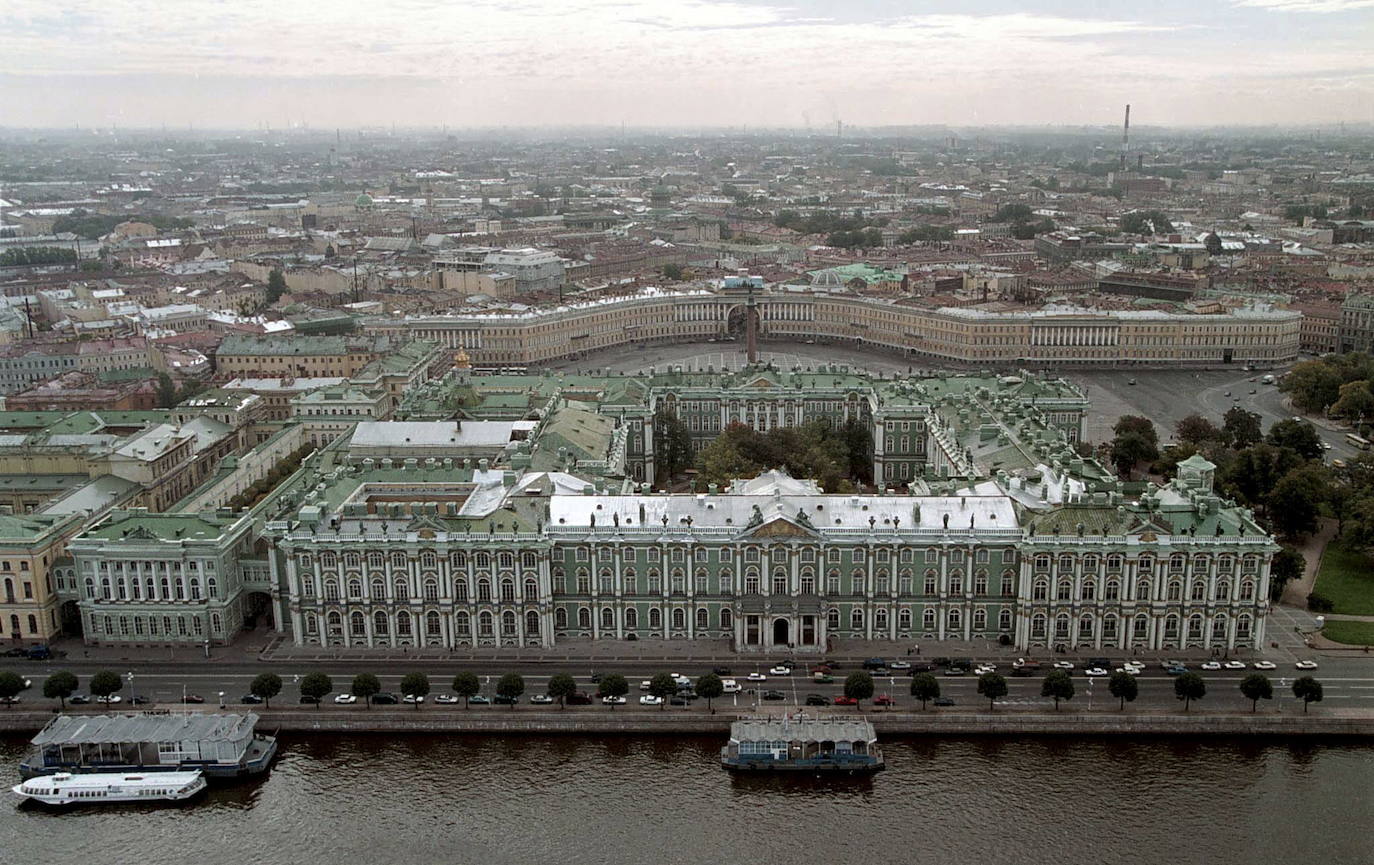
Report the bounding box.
[403,694,426,705]
[240,694,263,704]
[182,694,206,704]
[601,695,626,705]
[299,695,320,704]
[1200,661,1222,671]
[746,672,767,682]
[565,692,593,706]
[493,695,517,705]
[712,667,733,676]
[862,658,887,671]
[974,664,997,675]
[810,664,832,675]
[1052,661,1075,670]
[1223,661,1247,670]
[371,693,400,705]
[1085,668,1109,677]
[530,694,554,705]
[833,696,859,706]
[873,694,896,706]
[1165,665,1189,676]
[933,697,955,707]
[888,661,911,671]
[812,673,834,684]
[761,690,786,701]
[804,694,830,706]
[333,694,357,705]
[942,667,966,677]
[669,696,691,706]
[466,695,491,705]
[1295,660,1319,670]
[434,694,460,704]
[768,666,792,676]
[639,695,663,706]
[721,679,742,694]
[639,680,653,691]
[68,694,91,705]
[1253,661,1277,671]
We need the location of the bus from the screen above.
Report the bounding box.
[1345,433,1369,451]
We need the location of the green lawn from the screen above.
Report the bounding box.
[1312,542,1374,616]
[1321,620,1374,647]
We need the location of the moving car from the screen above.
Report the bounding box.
[1085,668,1108,677]
[639,680,652,691]
[1052,661,1075,670]
[862,658,887,671]
[333,693,358,704]
[721,679,742,694]
[97,695,123,705]
[1224,661,1247,670]
[1165,665,1189,676]
[812,673,834,684]
[942,667,966,676]
[182,694,206,704]
[68,694,91,705]
[239,694,263,704]
[888,661,911,671]
[761,690,786,701]
[1295,660,1319,670]
[768,666,792,676]
[712,667,733,676]
[974,664,997,675]
[1253,661,1277,671]
[746,672,767,682]
[565,692,593,706]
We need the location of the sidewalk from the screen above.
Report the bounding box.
[1282,516,1336,607]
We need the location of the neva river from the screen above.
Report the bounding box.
[2,734,1370,865]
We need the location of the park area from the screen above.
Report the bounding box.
[1321,620,1374,647]
[1313,542,1374,616]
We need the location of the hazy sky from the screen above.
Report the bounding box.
[2,0,1373,129]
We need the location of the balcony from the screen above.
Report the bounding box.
[239,559,272,591]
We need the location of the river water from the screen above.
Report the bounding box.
[2,734,1370,865]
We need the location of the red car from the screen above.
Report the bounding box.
[833,695,858,706]
[873,694,895,706]
[810,665,832,675]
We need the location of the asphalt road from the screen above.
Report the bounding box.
[6,657,1369,714]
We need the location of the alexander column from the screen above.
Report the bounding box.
[746,282,759,365]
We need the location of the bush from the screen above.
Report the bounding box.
[1307,593,1335,613]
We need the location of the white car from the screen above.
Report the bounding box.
[974,665,997,676]
[1085,667,1108,677]
[1295,660,1319,670]
[1253,661,1277,671]
[402,694,425,704]
[888,661,911,671]
[768,666,792,676]
[434,694,460,704]
[1052,661,1074,670]
[638,695,663,706]
[1161,659,1183,670]
[746,672,768,682]
[601,695,626,705]
[639,680,653,691]
[1224,660,1247,670]
[1115,666,1141,675]
[530,694,554,705]
[334,693,358,704]
[1200,661,1222,671]
[97,695,122,704]
[721,679,742,694]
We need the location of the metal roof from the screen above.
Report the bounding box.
[32,713,258,746]
[729,716,876,744]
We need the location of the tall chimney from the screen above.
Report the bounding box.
[1120,104,1131,171]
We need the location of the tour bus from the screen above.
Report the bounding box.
[1345,433,1370,451]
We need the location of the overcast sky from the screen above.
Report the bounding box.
[2,0,1372,129]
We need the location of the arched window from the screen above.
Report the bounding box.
[696,608,709,629]
[373,610,389,635]
[451,552,467,570]
[577,607,591,629]
[475,552,491,569]
[1104,580,1119,600]
[1103,615,1118,639]
[479,611,494,636]
[368,552,384,569]
[393,578,409,601]
[454,579,469,601]
[1057,580,1071,601]
[1170,554,1186,572]
[498,552,514,569]
[923,608,936,630]
[397,611,411,636]
[390,553,408,570]
[1188,614,1204,640]
[421,551,438,570]
[972,609,986,630]
[423,579,438,601]
[828,608,840,630]
[525,610,540,636]
[1081,579,1095,601]
[1191,581,1206,602]
[523,578,538,599]
[648,608,662,629]
[1031,613,1047,638]
[1240,581,1255,601]
[948,608,962,630]
[1034,554,1051,571]
[720,608,732,630]
[999,609,1012,631]
[1164,615,1180,639]
[1033,580,1048,601]
[343,553,360,570]
[327,611,342,635]
[850,608,864,630]
[477,579,491,602]
[898,608,912,629]
[324,580,339,601]
[501,579,516,602]
[500,610,515,636]
[1216,581,1230,601]
[949,570,963,595]
[1133,615,1149,640]
[600,607,614,629]
[1211,615,1227,640]
[672,608,686,630]
[1078,614,1093,639]
[1055,613,1070,639]
[207,577,218,599]
[1136,579,1151,601]
[421,611,438,637]
[553,609,566,630]
[625,608,638,630]
[348,579,362,599]
[1167,581,1182,601]
[1237,614,1252,639]
[875,609,888,630]
[457,611,473,635]
[350,611,365,635]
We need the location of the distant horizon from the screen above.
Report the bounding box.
[3,1,1373,130]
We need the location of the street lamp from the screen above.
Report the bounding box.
[127,672,136,705]
[218,691,225,709]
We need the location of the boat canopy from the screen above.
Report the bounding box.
[32,713,259,747]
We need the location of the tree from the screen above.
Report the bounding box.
[250,672,282,708]
[43,671,78,710]
[1267,419,1324,460]
[266,268,287,303]
[844,671,875,710]
[1268,546,1305,601]
[647,673,676,711]
[0,671,23,709]
[1239,673,1273,712]
[547,673,577,710]
[1175,414,1222,445]
[1041,670,1075,709]
[695,673,724,714]
[1204,232,1223,256]
[1174,672,1206,711]
[496,673,525,710]
[653,409,694,481]
[1292,676,1323,712]
[400,672,430,709]
[1108,670,1138,710]
[977,672,1008,710]
[299,672,332,708]
[451,672,481,708]
[1280,360,1343,415]
[991,203,1034,223]
[351,673,380,708]
[1267,464,1330,538]
[1222,406,1263,449]
[1119,210,1174,235]
[599,674,629,710]
[1110,416,1159,476]
[90,670,123,703]
[155,372,179,408]
[1331,381,1374,428]
[661,262,684,280]
[911,673,940,710]
[1222,444,1302,505]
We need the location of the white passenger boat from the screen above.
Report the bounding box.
[12,770,206,806]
